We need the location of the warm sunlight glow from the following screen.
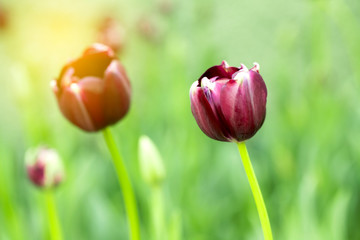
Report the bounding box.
[70,83,80,94]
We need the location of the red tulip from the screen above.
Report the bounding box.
[190,61,267,142]
[52,43,131,132]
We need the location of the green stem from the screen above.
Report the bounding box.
[237,142,273,240]
[168,210,181,240]
[44,191,63,240]
[0,174,23,240]
[102,128,140,240]
[151,185,164,240]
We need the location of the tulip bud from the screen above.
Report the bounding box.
[97,17,125,54]
[25,146,64,188]
[51,43,131,132]
[138,135,166,186]
[190,61,267,142]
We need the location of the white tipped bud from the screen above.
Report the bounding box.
[138,136,166,186]
[25,146,65,189]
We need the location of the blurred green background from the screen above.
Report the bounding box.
[1,0,360,239]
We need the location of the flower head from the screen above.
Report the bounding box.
[190,61,267,142]
[52,43,131,132]
[25,146,64,188]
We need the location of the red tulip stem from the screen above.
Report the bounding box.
[44,190,63,240]
[102,128,140,240]
[237,142,273,240]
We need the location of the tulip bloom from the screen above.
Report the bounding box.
[189,61,273,240]
[52,44,139,240]
[190,61,267,142]
[25,146,64,188]
[52,43,131,132]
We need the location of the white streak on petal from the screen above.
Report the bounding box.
[200,77,215,91]
[69,84,95,131]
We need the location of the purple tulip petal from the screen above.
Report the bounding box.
[190,82,229,141]
[219,71,266,141]
[198,61,239,86]
[219,79,254,141]
[27,161,45,187]
[247,70,267,128]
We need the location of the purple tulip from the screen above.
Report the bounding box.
[51,43,131,132]
[25,147,64,188]
[190,61,267,142]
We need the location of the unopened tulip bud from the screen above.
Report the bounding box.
[138,136,166,186]
[52,43,131,132]
[25,146,64,188]
[190,61,267,142]
[97,17,125,54]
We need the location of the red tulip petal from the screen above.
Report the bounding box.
[198,61,239,86]
[58,86,96,131]
[77,76,106,130]
[103,60,131,125]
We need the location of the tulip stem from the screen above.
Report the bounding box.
[102,128,140,240]
[151,185,165,240]
[237,142,273,240]
[44,190,63,240]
